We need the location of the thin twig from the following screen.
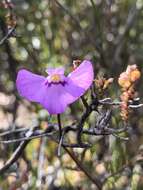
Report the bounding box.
[57,130,65,157]
[0,125,128,144]
[0,127,29,137]
[0,26,16,45]
[129,104,143,108]
[112,133,129,141]
[63,147,102,190]
[0,128,45,174]
[98,98,143,108]
[0,131,56,143]
[103,165,129,184]
[81,96,89,109]
[0,140,29,174]
[57,114,63,156]
[77,104,92,145]
[57,114,62,140]
[37,138,46,189]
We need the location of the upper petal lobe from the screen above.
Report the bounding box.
[68,60,94,90]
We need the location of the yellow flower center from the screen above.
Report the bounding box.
[51,74,61,83]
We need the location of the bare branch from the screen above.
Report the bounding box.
[0,26,16,45]
[98,98,143,109]
[63,147,102,190]
[0,140,29,174]
[0,123,128,144]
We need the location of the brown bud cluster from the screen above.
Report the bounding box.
[118,65,141,89]
[95,77,114,91]
[118,65,141,121]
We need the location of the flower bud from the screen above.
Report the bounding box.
[118,73,131,88]
[130,70,141,82]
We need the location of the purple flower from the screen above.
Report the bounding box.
[16,60,94,114]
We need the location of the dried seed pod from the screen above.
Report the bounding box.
[118,64,141,121]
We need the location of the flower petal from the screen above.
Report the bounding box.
[68,60,94,90]
[64,78,85,103]
[16,69,46,102]
[46,67,65,75]
[40,84,73,114]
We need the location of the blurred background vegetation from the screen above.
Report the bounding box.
[0,0,143,189]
